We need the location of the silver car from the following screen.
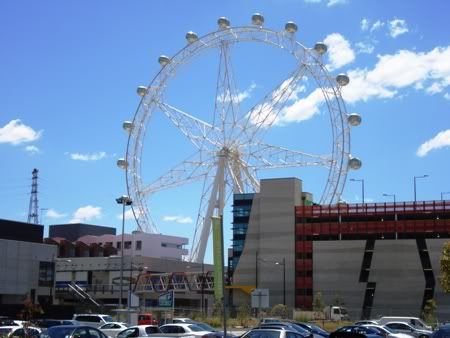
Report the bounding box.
[384,322,432,338]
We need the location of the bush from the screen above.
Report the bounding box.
[270,304,288,319]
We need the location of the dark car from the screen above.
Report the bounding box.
[290,322,329,338]
[432,325,450,338]
[34,320,79,328]
[40,325,109,338]
[334,326,383,338]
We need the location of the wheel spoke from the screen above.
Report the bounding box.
[139,152,215,197]
[245,142,333,169]
[157,101,222,149]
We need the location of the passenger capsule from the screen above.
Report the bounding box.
[336,74,350,86]
[251,13,264,26]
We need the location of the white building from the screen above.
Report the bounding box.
[77,231,188,260]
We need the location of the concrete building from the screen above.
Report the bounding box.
[77,231,188,260]
[49,223,116,242]
[0,219,57,306]
[229,178,450,320]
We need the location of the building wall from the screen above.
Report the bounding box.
[49,223,116,242]
[77,232,188,260]
[0,219,43,243]
[233,178,302,309]
[0,238,57,304]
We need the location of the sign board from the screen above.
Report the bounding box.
[158,290,174,308]
[251,288,269,309]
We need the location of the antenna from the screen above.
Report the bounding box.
[27,168,39,224]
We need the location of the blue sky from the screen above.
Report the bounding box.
[1,0,449,263]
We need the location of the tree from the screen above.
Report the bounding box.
[270,304,288,319]
[422,299,437,325]
[440,241,450,293]
[313,291,325,312]
[237,302,252,326]
[213,298,223,317]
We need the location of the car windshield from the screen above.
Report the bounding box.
[195,323,216,332]
[341,309,348,315]
[41,327,75,338]
[103,316,114,323]
[309,324,328,335]
[289,324,310,334]
[244,331,281,338]
[188,324,208,332]
[0,328,13,336]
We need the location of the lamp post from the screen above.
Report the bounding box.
[350,178,365,204]
[275,258,286,306]
[116,195,132,309]
[414,175,429,202]
[441,192,450,201]
[382,193,396,203]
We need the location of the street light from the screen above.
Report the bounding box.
[350,178,365,204]
[414,175,429,202]
[275,258,286,306]
[116,195,132,309]
[441,192,450,201]
[382,193,396,203]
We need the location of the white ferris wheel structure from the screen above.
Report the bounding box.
[117,14,362,264]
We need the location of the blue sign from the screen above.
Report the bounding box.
[158,291,174,307]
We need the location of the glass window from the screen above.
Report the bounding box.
[145,327,159,334]
[136,241,142,250]
[88,329,102,338]
[38,261,54,287]
[117,242,121,249]
[124,241,132,249]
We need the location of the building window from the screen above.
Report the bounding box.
[136,241,142,250]
[124,241,132,249]
[38,261,54,287]
[105,242,113,247]
[117,242,121,249]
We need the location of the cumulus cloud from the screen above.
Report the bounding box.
[0,119,42,145]
[361,18,370,31]
[219,83,257,104]
[46,209,67,219]
[162,215,193,224]
[70,205,102,223]
[327,0,347,6]
[355,42,375,54]
[370,20,385,32]
[25,145,40,154]
[342,46,450,103]
[324,33,355,71]
[389,18,409,38]
[417,130,450,157]
[116,208,139,220]
[69,152,107,161]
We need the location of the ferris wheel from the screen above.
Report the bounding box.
[117,14,362,263]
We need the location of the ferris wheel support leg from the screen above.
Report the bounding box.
[191,154,227,263]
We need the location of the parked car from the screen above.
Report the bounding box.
[355,321,380,326]
[172,318,196,324]
[72,314,115,328]
[137,314,158,326]
[431,324,450,338]
[99,323,129,338]
[378,318,431,332]
[159,323,212,336]
[33,319,79,328]
[0,326,41,338]
[290,322,329,338]
[40,325,108,338]
[257,323,312,338]
[334,325,383,338]
[260,319,283,325]
[361,325,415,338]
[116,325,161,338]
[384,322,432,338]
[241,328,308,338]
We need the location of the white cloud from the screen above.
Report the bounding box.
[355,42,375,54]
[327,0,347,6]
[25,145,40,154]
[46,209,67,219]
[70,205,102,223]
[323,33,355,71]
[69,152,107,161]
[218,83,256,104]
[361,18,370,31]
[370,20,385,33]
[417,129,450,157]
[276,89,325,125]
[162,215,193,224]
[444,93,450,100]
[389,18,409,38]
[0,119,42,145]
[342,46,450,103]
[116,208,139,220]
[426,82,445,95]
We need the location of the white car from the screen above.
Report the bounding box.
[362,324,415,338]
[0,326,41,338]
[99,322,129,338]
[117,325,161,338]
[172,318,196,324]
[159,323,212,336]
[384,322,432,338]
